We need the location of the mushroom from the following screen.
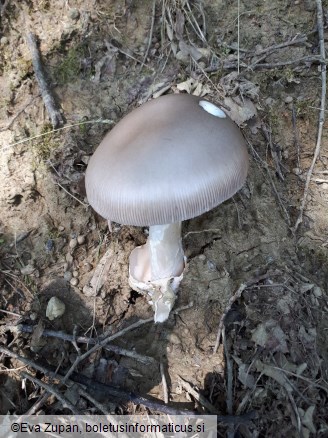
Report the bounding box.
[85,94,248,322]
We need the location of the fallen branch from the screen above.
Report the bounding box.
[160,361,169,404]
[0,345,195,416]
[21,371,80,414]
[292,0,326,233]
[178,375,217,414]
[26,32,64,128]
[5,323,155,365]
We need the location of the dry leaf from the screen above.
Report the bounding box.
[251,319,288,353]
[223,96,257,126]
[238,363,255,389]
[83,248,114,296]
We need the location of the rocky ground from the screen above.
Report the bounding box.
[0,0,328,436]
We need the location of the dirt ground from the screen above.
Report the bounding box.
[0,0,328,436]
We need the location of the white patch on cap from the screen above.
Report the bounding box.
[199,100,226,118]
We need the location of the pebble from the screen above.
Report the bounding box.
[21,264,35,275]
[69,8,80,20]
[30,312,37,321]
[284,96,293,104]
[265,97,275,106]
[70,277,79,286]
[45,239,54,253]
[73,270,79,278]
[46,297,65,321]
[198,254,206,261]
[64,271,73,281]
[167,333,181,345]
[77,235,85,245]
[0,36,8,45]
[66,253,73,264]
[69,238,78,250]
[58,225,65,231]
[313,286,322,297]
[84,262,93,272]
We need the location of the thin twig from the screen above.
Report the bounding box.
[178,375,217,414]
[5,323,156,365]
[249,55,322,70]
[293,0,326,233]
[292,104,301,169]
[0,345,195,416]
[140,0,156,68]
[213,283,246,354]
[160,361,169,404]
[78,387,110,415]
[73,302,190,388]
[21,371,80,414]
[26,32,64,128]
[1,119,113,153]
[0,308,21,317]
[237,0,240,75]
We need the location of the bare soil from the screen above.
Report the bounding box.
[1,0,328,436]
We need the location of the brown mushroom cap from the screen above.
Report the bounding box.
[85,94,248,226]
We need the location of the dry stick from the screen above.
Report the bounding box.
[0,345,194,416]
[78,387,110,415]
[140,0,156,69]
[160,361,169,404]
[292,105,301,169]
[293,0,326,233]
[261,124,284,181]
[21,371,80,414]
[248,36,308,69]
[178,375,218,414]
[63,304,193,383]
[222,329,233,416]
[63,321,150,382]
[250,55,322,70]
[6,323,155,365]
[26,32,64,128]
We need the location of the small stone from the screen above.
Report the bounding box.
[313,286,322,297]
[81,155,90,165]
[64,271,73,281]
[46,297,65,320]
[0,37,8,45]
[66,253,73,264]
[58,225,65,231]
[167,333,181,345]
[73,270,79,278]
[293,167,302,175]
[30,312,37,321]
[70,278,79,286]
[63,262,69,271]
[284,96,293,104]
[198,254,206,261]
[77,235,85,245]
[21,264,35,275]
[45,239,54,253]
[69,238,78,250]
[265,97,275,106]
[84,262,93,272]
[69,8,80,20]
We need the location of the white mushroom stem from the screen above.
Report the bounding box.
[148,223,184,280]
[128,222,185,323]
[129,222,184,282]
